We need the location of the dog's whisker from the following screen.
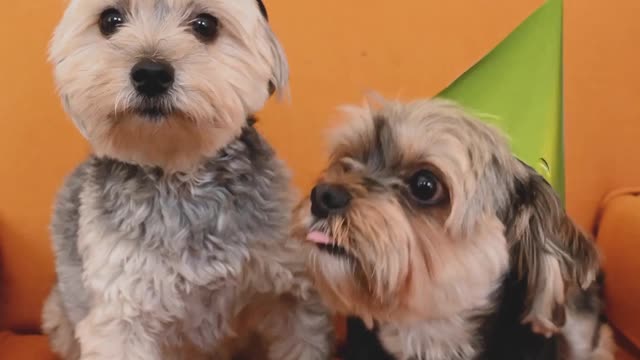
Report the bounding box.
[113,93,123,116]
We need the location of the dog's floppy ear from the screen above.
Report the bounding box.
[265,29,288,97]
[503,160,600,336]
[255,0,288,97]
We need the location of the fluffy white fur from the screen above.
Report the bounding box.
[50,0,287,172]
[42,1,332,359]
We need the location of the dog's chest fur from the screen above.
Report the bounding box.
[53,125,295,348]
[342,272,566,360]
[342,312,483,360]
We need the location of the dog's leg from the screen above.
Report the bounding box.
[42,286,81,360]
[561,315,615,360]
[75,300,161,360]
[259,295,333,360]
[558,280,615,360]
[590,324,615,360]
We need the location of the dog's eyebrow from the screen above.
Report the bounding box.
[369,115,390,169]
[361,176,386,192]
[115,0,130,11]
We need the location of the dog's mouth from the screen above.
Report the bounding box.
[134,105,175,121]
[127,99,178,121]
[307,231,354,259]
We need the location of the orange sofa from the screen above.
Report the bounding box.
[563,0,640,357]
[594,192,640,360]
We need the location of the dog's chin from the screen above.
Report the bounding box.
[90,103,241,173]
[132,105,178,122]
[308,240,394,327]
[136,107,170,121]
[305,226,416,322]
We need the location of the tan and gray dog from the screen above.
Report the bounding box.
[42,0,332,359]
[295,98,614,360]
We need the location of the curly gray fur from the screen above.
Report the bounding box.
[43,126,332,359]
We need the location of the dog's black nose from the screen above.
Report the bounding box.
[131,60,175,97]
[310,184,352,218]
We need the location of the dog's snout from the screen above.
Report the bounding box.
[131,59,175,97]
[310,184,351,218]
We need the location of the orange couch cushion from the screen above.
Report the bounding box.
[564,0,640,232]
[617,348,637,360]
[0,332,57,360]
[0,0,87,331]
[596,191,640,349]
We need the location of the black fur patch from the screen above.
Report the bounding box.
[237,118,273,163]
[497,159,535,227]
[342,271,565,360]
[268,81,276,96]
[340,317,394,360]
[478,271,560,360]
[254,1,274,97]
[256,0,268,20]
[369,115,391,170]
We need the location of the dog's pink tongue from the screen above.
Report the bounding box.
[306,231,332,244]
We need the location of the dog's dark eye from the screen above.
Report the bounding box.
[191,14,219,42]
[99,8,125,37]
[408,170,445,205]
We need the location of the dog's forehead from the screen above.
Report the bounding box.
[59,0,270,50]
[330,101,480,171]
[68,0,265,17]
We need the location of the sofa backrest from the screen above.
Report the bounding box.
[564,0,640,231]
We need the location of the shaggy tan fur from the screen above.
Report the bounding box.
[295,97,610,359]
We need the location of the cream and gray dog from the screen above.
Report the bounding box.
[42,0,332,359]
[295,98,615,359]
